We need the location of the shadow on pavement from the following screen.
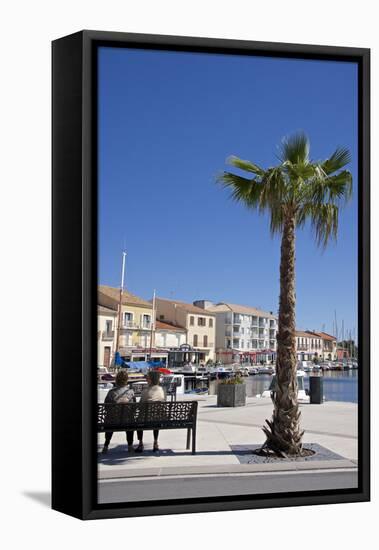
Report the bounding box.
[97,445,243,466]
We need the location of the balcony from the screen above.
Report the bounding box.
[122,320,137,329]
[297,345,309,351]
[122,321,151,330]
[233,315,242,324]
[102,330,114,341]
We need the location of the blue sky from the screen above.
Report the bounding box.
[98,47,358,340]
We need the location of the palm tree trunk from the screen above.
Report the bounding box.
[262,213,304,456]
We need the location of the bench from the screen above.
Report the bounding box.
[97,401,198,454]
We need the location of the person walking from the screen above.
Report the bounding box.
[102,369,135,454]
[135,370,165,453]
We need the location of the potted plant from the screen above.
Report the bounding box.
[217,377,246,407]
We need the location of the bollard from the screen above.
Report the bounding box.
[309,375,324,404]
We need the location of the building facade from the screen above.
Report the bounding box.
[97,292,118,369]
[194,301,278,364]
[295,330,323,361]
[295,330,337,361]
[155,298,216,362]
[313,332,338,360]
[99,285,156,362]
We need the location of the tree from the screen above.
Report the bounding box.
[218,133,352,457]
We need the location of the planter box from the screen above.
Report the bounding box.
[217,383,246,407]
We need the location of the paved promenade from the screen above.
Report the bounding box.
[97,395,358,503]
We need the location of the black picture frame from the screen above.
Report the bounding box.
[52,30,370,520]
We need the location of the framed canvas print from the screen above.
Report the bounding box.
[52,30,370,520]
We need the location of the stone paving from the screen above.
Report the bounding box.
[98,395,358,479]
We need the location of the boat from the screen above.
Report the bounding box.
[184,387,208,395]
[160,374,185,395]
[236,366,250,377]
[258,370,310,403]
[248,367,259,375]
[257,365,275,375]
[297,360,313,372]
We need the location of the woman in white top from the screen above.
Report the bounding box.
[135,370,165,453]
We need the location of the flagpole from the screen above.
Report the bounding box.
[149,289,156,360]
[115,251,126,367]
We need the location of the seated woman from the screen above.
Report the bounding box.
[135,370,165,453]
[102,369,135,454]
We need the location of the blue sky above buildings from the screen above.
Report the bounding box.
[98,46,358,339]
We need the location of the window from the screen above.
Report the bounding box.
[105,320,113,334]
[209,318,213,328]
[198,317,206,326]
[190,316,194,326]
[159,314,164,320]
[193,334,198,346]
[142,314,151,328]
[203,335,208,347]
[123,312,133,326]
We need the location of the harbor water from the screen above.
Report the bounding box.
[209,370,358,403]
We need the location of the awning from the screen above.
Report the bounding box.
[122,360,166,372]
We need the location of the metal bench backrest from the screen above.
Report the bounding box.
[98,401,197,430]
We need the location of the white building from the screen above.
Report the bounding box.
[97,293,118,369]
[295,330,322,361]
[194,301,278,364]
[154,320,187,348]
[295,330,336,361]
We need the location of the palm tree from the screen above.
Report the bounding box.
[218,132,352,457]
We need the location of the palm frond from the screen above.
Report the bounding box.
[217,133,352,248]
[279,132,310,164]
[216,171,262,208]
[309,203,339,248]
[311,170,353,205]
[321,147,351,175]
[227,155,265,177]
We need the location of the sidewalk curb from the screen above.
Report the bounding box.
[98,458,357,480]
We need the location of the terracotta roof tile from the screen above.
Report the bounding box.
[156,297,216,316]
[155,320,186,332]
[206,302,277,319]
[99,285,152,308]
